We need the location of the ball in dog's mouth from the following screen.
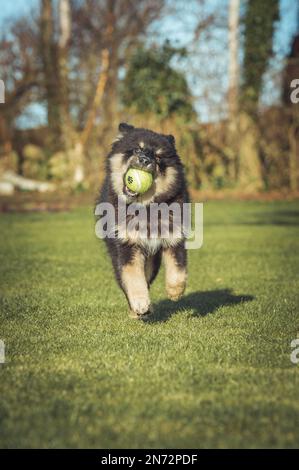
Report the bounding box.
[124,168,154,197]
[123,185,137,198]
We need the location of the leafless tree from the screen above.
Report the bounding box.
[0,17,39,159]
[228,0,240,119]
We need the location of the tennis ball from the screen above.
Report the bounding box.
[125,168,153,194]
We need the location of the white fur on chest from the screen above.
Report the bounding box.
[117,228,183,253]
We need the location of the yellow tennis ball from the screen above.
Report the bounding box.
[125,168,153,194]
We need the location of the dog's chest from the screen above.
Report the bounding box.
[116,206,184,253]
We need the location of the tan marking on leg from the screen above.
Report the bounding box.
[121,251,152,317]
[163,249,187,301]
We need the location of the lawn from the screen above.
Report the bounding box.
[0,200,298,449]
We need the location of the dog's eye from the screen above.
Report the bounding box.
[155,150,163,159]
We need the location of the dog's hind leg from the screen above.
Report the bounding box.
[163,243,187,301]
[121,249,152,318]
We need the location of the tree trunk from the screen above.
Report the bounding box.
[102,1,118,133]
[289,123,299,191]
[40,0,61,151]
[228,0,240,119]
[238,112,263,191]
[228,0,240,181]
[71,48,110,185]
[58,0,72,150]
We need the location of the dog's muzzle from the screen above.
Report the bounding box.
[130,149,156,174]
[123,150,156,198]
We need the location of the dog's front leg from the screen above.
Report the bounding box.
[163,243,187,301]
[121,249,152,318]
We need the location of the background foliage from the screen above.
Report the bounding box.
[0,0,298,193]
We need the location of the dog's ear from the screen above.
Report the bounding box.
[166,134,175,145]
[113,123,135,144]
[118,123,135,134]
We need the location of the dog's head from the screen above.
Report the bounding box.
[108,123,183,204]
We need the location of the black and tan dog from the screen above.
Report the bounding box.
[97,123,189,319]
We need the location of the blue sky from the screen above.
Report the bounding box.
[1,0,39,23]
[0,0,298,125]
[1,0,296,55]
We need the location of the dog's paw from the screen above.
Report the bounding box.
[130,297,153,319]
[166,281,186,301]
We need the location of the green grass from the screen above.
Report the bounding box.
[0,200,298,449]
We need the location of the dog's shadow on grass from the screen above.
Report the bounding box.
[147,288,254,323]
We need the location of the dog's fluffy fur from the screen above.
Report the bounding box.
[97,123,189,318]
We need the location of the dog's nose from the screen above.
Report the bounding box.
[138,153,152,167]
